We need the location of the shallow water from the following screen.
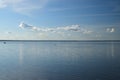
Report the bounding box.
[0,41,120,80]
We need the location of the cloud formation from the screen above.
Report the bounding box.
[19,22,83,32]
[6,31,12,34]
[0,0,49,14]
[106,27,115,33]
[19,22,33,29]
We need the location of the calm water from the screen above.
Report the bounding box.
[0,41,120,80]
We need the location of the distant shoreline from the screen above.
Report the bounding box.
[0,40,120,42]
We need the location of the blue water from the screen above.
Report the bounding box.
[0,41,120,80]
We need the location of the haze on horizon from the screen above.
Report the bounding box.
[0,0,120,40]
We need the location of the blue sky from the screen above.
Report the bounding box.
[0,0,120,40]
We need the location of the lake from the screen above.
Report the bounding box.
[0,41,120,80]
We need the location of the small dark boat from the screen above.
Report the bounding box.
[3,42,6,44]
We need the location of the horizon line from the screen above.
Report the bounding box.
[0,40,120,42]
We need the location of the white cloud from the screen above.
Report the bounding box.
[56,25,81,31]
[0,0,49,14]
[18,23,97,42]
[83,30,93,34]
[19,22,92,34]
[106,27,115,33]
[0,1,7,8]
[0,0,23,8]
[19,22,95,40]
[19,22,33,29]
[6,31,12,34]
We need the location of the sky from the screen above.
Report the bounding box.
[0,0,120,40]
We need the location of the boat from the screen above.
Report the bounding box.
[3,42,6,44]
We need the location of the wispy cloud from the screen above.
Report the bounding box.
[0,0,49,14]
[19,22,81,32]
[19,22,93,34]
[19,22,33,29]
[5,31,12,34]
[106,27,115,33]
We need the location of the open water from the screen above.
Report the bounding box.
[0,41,120,80]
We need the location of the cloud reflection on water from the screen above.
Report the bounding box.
[111,42,114,57]
[7,41,119,80]
[19,43,24,65]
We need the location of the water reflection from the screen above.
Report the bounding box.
[111,42,114,57]
[19,43,24,65]
[0,41,120,80]
[106,42,115,59]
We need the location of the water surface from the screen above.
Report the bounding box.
[0,41,120,80]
